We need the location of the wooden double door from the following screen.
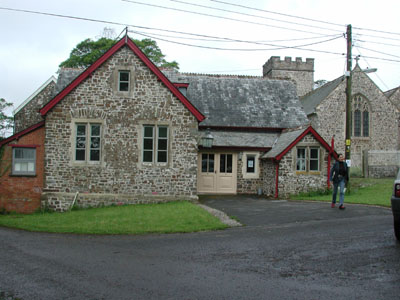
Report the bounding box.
[197,152,237,194]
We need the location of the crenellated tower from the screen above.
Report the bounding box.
[263,56,314,97]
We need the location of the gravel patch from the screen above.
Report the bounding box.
[196,203,242,227]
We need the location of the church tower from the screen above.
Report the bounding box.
[263,56,314,97]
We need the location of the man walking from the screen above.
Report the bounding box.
[330,154,349,210]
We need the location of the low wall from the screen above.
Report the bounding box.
[41,192,198,212]
[364,150,400,178]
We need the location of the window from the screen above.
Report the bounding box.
[75,123,101,162]
[12,147,36,175]
[296,148,306,171]
[246,155,255,173]
[143,125,169,164]
[119,71,130,92]
[201,153,214,173]
[296,147,320,173]
[220,154,233,173]
[309,147,320,171]
[354,109,361,137]
[352,95,370,137]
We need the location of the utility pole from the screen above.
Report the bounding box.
[345,24,352,185]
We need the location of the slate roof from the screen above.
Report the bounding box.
[385,86,399,99]
[163,70,309,129]
[262,127,306,158]
[208,130,279,148]
[262,126,334,160]
[300,75,345,115]
[54,68,84,95]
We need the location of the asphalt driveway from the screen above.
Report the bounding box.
[199,195,392,227]
[1,196,399,300]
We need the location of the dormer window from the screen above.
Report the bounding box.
[119,71,130,91]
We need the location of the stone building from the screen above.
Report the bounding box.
[301,64,400,177]
[13,76,56,133]
[263,56,315,97]
[0,36,336,213]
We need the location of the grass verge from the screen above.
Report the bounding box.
[290,177,394,207]
[0,201,228,235]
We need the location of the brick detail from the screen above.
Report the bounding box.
[0,127,45,213]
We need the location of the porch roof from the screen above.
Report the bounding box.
[206,130,279,149]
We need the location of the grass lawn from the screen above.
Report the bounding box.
[0,201,228,235]
[290,177,394,207]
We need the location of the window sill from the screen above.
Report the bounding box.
[296,171,321,175]
[10,174,37,177]
[71,161,102,167]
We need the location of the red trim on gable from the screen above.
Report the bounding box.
[9,144,41,148]
[123,39,204,122]
[275,126,334,161]
[0,121,45,147]
[173,83,189,88]
[40,37,205,122]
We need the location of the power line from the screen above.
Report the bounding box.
[209,0,345,28]
[0,6,342,52]
[1,6,399,64]
[211,0,400,37]
[130,29,344,52]
[130,28,339,43]
[122,0,335,37]
[168,0,343,34]
[355,45,400,59]
[354,48,389,90]
[354,38,400,48]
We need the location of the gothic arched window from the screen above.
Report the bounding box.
[352,95,370,137]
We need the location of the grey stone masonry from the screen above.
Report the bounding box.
[263,56,314,97]
[276,133,329,198]
[41,45,200,211]
[14,80,56,133]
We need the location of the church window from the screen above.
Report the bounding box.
[352,95,370,137]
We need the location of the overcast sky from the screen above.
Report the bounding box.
[1,0,399,114]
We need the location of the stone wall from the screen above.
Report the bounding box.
[0,126,45,213]
[236,151,264,194]
[275,133,329,198]
[263,56,314,97]
[42,46,200,211]
[310,67,399,175]
[364,150,400,178]
[14,80,55,133]
[261,159,277,197]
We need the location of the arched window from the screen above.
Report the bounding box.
[352,95,370,137]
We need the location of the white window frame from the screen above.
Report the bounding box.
[142,125,169,165]
[296,148,307,172]
[296,146,321,174]
[309,147,320,172]
[242,152,260,179]
[74,122,102,164]
[118,71,130,92]
[12,147,36,176]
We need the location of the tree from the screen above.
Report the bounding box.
[0,98,13,139]
[59,37,179,70]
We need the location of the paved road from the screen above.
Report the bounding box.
[1,196,399,300]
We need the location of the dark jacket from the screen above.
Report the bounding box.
[330,160,349,183]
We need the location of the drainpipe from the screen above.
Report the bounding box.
[327,135,335,189]
[275,160,280,198]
